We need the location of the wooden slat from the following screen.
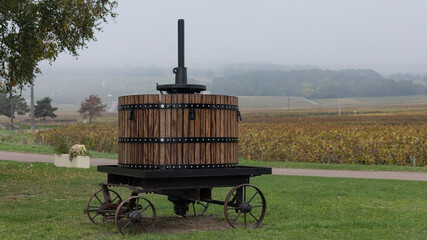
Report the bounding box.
[194,94,201,165]
[118,97,123,164]
[188,94,195,165]
[142,95,149,165]
[225,95,230,164]
[165,94,171,165]
[124,96,129,164]
[210,95,216,164]
[234,96,239,164]
[205,94,211,165]
[159,95,166,165]
[137,95,143,165]
[177,94,183,165]
[200,94,206,165]
[220,96,227,163]
[170,94,178,165]
[232,96,236,164]
[153,95,160,166]
[215,95,221,164]
[183,94,189,165]
[149,95,156,165]
[130,95,135,165]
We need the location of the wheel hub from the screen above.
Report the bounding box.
[129,211,143,223]
[240,202,253,213]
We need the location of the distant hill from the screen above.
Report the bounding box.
[22,65,427,106]
[209,69,427,98]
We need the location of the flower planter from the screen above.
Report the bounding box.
[54,154,90,168]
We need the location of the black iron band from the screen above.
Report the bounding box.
[118,103,239,111]
[118,137,239,143]
[118,163,238,169]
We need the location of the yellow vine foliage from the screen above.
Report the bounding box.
[36,123,118,153]
[239,112,427,166]
[36,111,427,166]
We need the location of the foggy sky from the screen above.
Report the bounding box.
[44,0,427,74]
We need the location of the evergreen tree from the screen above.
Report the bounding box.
[35,97,57,120]
[0,93,30,130]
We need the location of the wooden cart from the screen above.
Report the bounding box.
[85,165,271,234]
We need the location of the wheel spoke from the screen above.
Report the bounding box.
[249,211,259,222]
[251,204,265,208]
[92,213,100,219]
[138,222,147,232]
[231,211,242,224]
[244,186,246,202]
[244,212,247,227]
[231,192,242,204]
[227,206,240,210]
[94,194,103,204]
[122,220,132,230]
[248,191,259,204]
[112,195,119,203]
[139,204,151,214]
[132,224,136,235]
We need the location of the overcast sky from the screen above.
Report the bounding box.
[46,0,427,73]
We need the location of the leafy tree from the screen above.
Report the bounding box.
[77,94,106,123]
[0,93,29,130]
[0,0,117,94]
[35,97,57,120]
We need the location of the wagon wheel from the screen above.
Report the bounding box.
[85,189,122,224]
[191,201,209,216]
[115,196,156,235]
[224,184,266,229]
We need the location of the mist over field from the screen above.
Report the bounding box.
[24,64,427,107]
[22,0,427,106]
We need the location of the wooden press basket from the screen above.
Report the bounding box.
[117,94,239,169]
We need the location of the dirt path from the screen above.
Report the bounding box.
[1,151,426,181]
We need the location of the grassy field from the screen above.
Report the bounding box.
[314,95,427,107]
[238,95,427,111]
[0,161,425,239]
[239,96,322,110]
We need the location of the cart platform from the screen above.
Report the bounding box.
[98,165,272,191]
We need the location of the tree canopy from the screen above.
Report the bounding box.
[35,96,57,120]
[77,94,106,123]
[0,0,117,94]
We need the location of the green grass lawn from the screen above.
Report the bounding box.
[0,161,425,239]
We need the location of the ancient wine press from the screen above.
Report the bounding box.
[84,19,271,235]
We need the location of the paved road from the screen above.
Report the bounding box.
[1,151,426,181]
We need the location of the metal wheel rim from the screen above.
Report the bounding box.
[86,189,122,224]
[114,196,156,235]
[224,184,266,229]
